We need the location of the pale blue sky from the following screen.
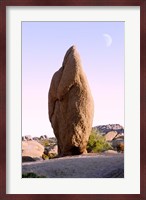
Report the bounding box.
[22,22,124,137]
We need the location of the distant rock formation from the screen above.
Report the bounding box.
[22,135,49,141]
[40,135,48,140]
[93,124,124,135]
[33,137,39,141]
[22,135,33,141]
[48,45,94,157]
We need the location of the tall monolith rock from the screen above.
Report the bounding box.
[48,45,94,157]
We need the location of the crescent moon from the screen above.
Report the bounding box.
[103,33,112,47]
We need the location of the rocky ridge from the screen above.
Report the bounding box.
[93,124,124,135]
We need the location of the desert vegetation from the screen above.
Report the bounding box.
[87,130,113,153]
[42,152,57,160]
[22,172,46,178]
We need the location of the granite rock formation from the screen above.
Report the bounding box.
[48,45,94,157]
[93,124,124,135]
[22,141,44,158]
[104,131,118,141]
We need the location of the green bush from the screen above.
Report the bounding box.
[87,130,112,153]
[22,172,46,178]
[38,139,50,147]
[48,153,57,159]
[42,152,57,160]
[42,153,49,160]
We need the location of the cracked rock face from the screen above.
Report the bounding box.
[48,46,94,157]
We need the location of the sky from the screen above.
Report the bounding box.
[22,22,124,137]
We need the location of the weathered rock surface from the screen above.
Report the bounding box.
[22,154,124,178]
[22,141,44,158]
[48,45,94,157]
[104,131,118,141]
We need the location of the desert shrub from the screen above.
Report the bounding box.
[42,153,49,160]
[87,130,112,153]
[48,153,57,159]
[38,139,50,147]
[22,172,46,178]
[42,152,57,160]
[116,143,124,152]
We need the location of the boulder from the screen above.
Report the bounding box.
[104,131,118,141]
[48,45,94,157]
[22,140,44,158]
[112,138,124,149]
[44,145,58,155]
[114,134,124,140]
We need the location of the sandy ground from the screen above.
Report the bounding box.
[22,153,124,178]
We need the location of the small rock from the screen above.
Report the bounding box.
[104,150,118,154]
